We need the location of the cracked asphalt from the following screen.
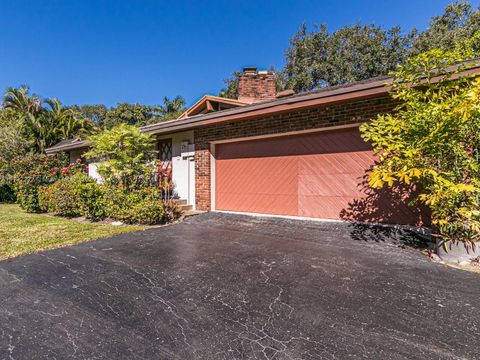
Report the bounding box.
[0,213,478,359]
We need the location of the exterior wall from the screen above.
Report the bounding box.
[68,149,84,163]
[88,163,102,182]
[157,131,196,207]
[194,96,396,212]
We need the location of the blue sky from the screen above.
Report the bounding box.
[0,0,478,107]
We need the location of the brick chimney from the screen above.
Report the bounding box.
[237,67,276,104]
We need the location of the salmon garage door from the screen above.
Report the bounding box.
[214,127,427,225]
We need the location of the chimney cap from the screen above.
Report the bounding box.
[243,67,257,75]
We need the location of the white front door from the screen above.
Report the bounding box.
[160,131,196,209]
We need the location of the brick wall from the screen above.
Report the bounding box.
[237,72,276,103]
[194,95,396,211]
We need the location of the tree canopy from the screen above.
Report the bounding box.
[283,23,413,92]
[219,1,480,95]
[410,0,480,55]
[2,86,96,153]
[72,96,186,129]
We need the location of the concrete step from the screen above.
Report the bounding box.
[177,204,193,212]
[182,210,205,218]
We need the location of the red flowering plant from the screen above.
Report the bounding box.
[61,159,88,177]
[11,153,89,212]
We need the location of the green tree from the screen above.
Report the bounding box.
[410,1,480,56]
[360,42,480,244]
[84,123,157,189]
[160,96,186,121]
[0,109,32,185]
[44,98,96,140]
[2,87,95,152]
[68,104,108,127]
[283,23,413,92]
[3,86,56,152]
[103,103,162,129]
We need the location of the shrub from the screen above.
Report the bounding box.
[105,187,179,225]
[0,184,15,203]
[38,185,56,213]
[13,154,66,212]
[79,180,107,221]
[361,46,480,244]
[84,123,157,189]
[51,179,83,217]
[38,173,107,220]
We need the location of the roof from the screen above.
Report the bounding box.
[178,95,247,119]
[46,60,480,154]
[45,138,88,154]
[139,75,394,135]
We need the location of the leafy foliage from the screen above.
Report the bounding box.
[12,154,68,212]
[104,187,178,225]
[0,109,32,195]
[1,87,97,152]
[0,184,15,203]
[360,43,480,243]
[84,123,157,189]
[410,1,480,56]
[160,96,186,121]
[219,2,480,96]
[38,172,107,220]
[283,23,413,92]
[100,97,186,129]
[103,103,162,129]
[68,104,108,127]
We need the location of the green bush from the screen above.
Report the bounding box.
[105,187,178,225]
[0,184,15,203]
[38,173,106,220]
[12,154,66,212]
[38,185,56,213]
[79,180,107,221]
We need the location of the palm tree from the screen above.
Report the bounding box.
[45,98,97,140]
[3,86,42,114]
[161,96,186,121]
[3,87,96,152]
[3,87,52,152]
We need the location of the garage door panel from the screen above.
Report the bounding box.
[215,156,298,214]
[216,193,298,215]
[215,128,428,225]
[299,196,349,219]
[299,174,362,197]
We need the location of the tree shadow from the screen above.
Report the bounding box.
[340,170,431,249]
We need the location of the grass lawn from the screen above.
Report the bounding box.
[0,204,143,260]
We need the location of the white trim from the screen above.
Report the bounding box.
[210,143,216,211]
[210,123,362,145]
[213,210,431,235]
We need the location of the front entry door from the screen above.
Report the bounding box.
[158,139,173,194]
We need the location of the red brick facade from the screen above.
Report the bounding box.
[194,95,396,211]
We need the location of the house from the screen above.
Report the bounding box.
[45,64,480,225]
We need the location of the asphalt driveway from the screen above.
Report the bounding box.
[0,213,478,359]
